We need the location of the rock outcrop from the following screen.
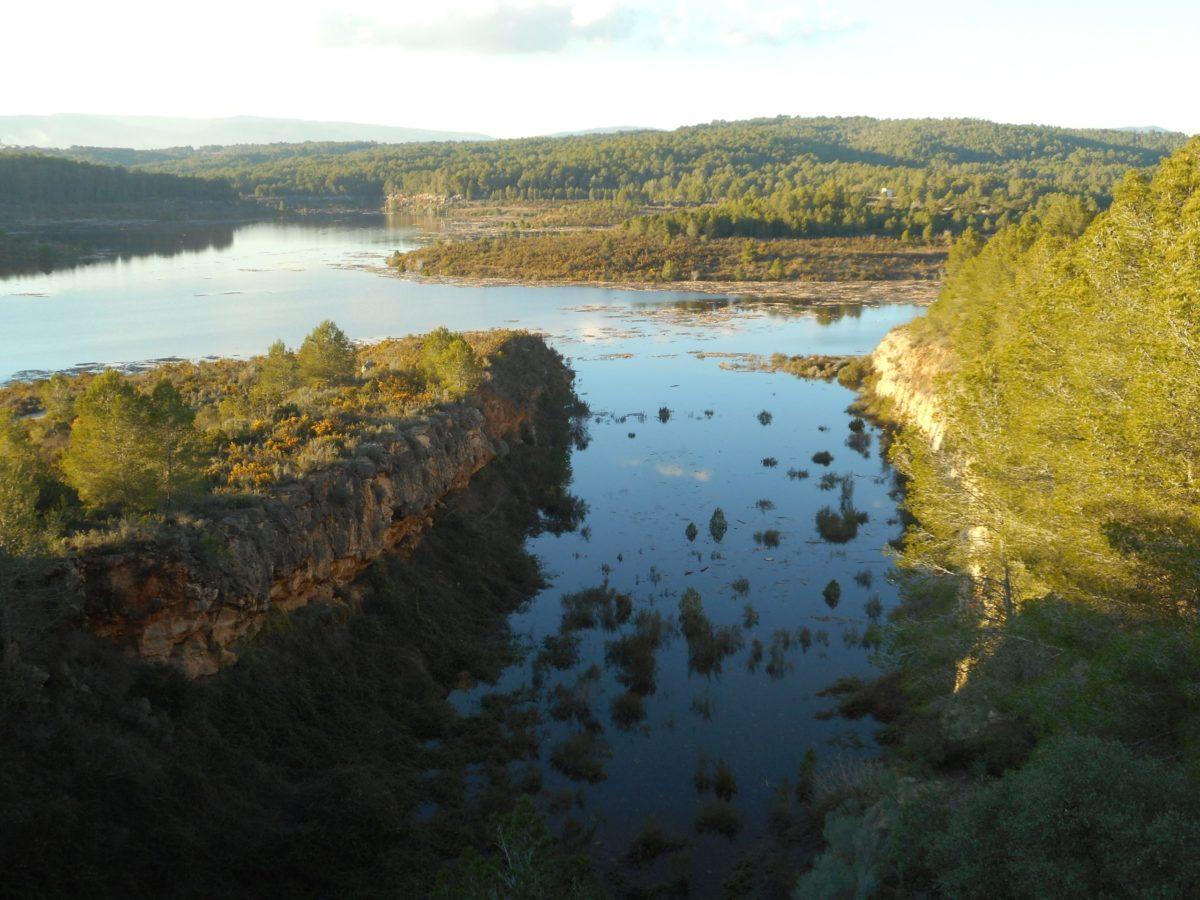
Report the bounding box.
[75,335,572,677]
[868,325,950,449]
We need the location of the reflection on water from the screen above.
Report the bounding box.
[633,296,867,326]
[0,221,240,280]
[2,217,923,894]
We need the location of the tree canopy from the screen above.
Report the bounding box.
[896,137,1200,614]
[61,372,205,513]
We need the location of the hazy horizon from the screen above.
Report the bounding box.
[0,111,1189,151]
[5,0,1199,139]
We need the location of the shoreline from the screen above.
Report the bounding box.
[385,270,940,305]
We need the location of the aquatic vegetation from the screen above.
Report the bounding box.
[658,406,671,423]
[679,588,744,676]
[846,430,872,457]
[549,731,611,784]
[743,604,759,628]
[755,498,776,512]
[694,801,743,839]
[787,468,810,480]
[731,577,750,596]
[605,610,670,695]
[703,409,715,418]
[766,637,790,678]
[812,450,834,466]
[816,505,868,543]
[797,626,812,652]
[757,410,773,425]
[624,821,688,869]
[560,585,634,631]
[860,622,883,650]
[713,759,738,802]
[549,681,598,728]
[610,691,648,731]
[534,632,582,672]
[694,755,712,793]
[796,749,819,803]
[628,432,636,438]
[753,529,782,548]
[822,579,842,609]
[848,417,866,433]
[709,508,729,542]
[685,521,698,542]
[691,694,714,720]
[854,568,874,588]
[818,472,843,491]
[864,595,883,619]
[815,629,830,646]
[761,456,779,467]
[815,477,869,543]
[747,638,764,671]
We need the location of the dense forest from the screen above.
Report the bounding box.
[0,153,239,207]
[793,136,1200,896]
[54,117,1188,239]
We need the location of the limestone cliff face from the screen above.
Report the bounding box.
[76,336,572,677]
[868,325,950,449]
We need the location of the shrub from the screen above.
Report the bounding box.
[905,736,1200,898]
[420,327,482,398]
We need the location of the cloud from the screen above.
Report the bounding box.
[319,0,861,55]
[321,2,638,54]
[655,463,712,481]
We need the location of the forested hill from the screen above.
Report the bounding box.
[0,153,239,208]
[113,116,1183,199]
[787,135,1200,898]
[62,116,1185,239]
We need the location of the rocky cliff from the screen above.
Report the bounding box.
[868,324,951,449]
[75,335,573,677]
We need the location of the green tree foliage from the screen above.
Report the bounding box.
[431,797,604,899]
[896,138,1200,614]
[51,117,1185,241]
[420,327,483,398]
[61,372,204,512]
[390,233,942,284]
[0,152,237,205]
[0,414,43,554]
[297,320,357,386]
[249,339,301,413]
[897,735,1200,897]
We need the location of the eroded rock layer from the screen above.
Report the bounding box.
[76,335,571,676]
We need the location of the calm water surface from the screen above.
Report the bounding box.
[1,216,923,893]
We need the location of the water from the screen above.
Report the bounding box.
[1,216,923,893]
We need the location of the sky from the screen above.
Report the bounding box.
[5,0,1198,137]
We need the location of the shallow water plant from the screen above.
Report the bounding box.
[709,508,729,542]
[823,579,843,609]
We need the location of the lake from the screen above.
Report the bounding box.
[1,215,924,894]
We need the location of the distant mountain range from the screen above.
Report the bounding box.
[1116,125,1172,134]
[0,114,492,149]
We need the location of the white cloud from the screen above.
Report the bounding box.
[321,1,638,54]
[319,0,859,55]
